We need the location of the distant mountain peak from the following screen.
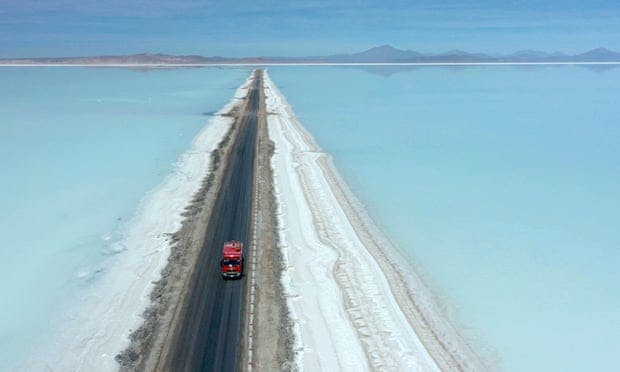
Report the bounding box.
[588,47,612,53]
[576,47,620,61]
[333,44,423,62]
[365,44,400,52]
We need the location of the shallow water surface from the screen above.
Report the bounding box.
[0,66,250,366]
[268,65,620,371]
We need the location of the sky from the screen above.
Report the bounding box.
[1,0,619,58]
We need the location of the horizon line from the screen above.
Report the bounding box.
[1,61,620,67]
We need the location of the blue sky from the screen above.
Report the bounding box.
[1,0,619,57]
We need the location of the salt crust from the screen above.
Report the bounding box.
[265,72,443,371]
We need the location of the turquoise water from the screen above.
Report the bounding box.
[1,66,618,370]
[0,67,250,366]
[268,66,620,371]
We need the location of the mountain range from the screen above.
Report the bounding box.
[2,45,620,64]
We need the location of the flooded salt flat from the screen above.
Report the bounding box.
[0,67,250,367]
[1,64,618,370]
[267,65,620,371]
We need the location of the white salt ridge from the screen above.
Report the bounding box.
[265,72,443,371]
[21,75,254,371]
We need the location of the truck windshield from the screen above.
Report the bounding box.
[222,259,240,266]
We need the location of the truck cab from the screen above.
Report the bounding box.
[221,240,244,279]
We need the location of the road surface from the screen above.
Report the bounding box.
[165,70,262,371]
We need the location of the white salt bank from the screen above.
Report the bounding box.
[264,72,485,371]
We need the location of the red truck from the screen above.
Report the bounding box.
[221,240,244,279]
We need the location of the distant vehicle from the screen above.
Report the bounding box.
[221,240,244,279]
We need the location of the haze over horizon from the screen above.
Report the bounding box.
[2,0,620,58]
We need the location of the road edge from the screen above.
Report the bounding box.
[241,70,295,371]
